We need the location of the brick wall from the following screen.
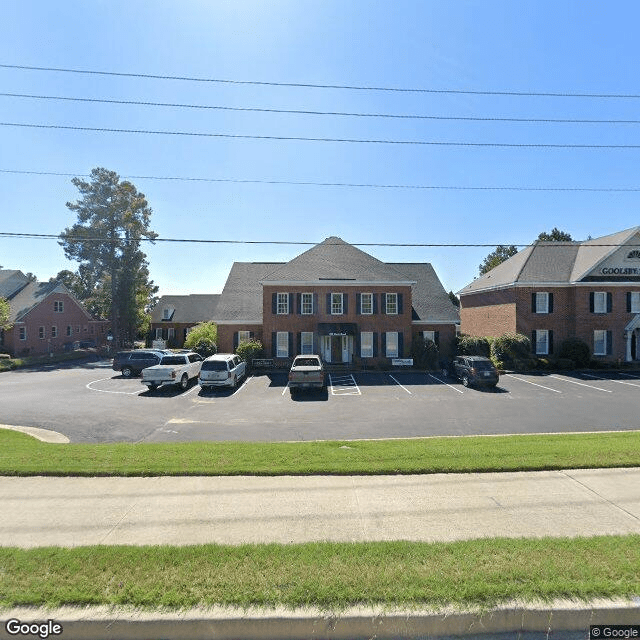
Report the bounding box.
[217,324,263,354]
[460,288,517,337]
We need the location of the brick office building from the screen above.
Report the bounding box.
[0,270,109,357]
[213,237,459,364]
[458,227,640,362]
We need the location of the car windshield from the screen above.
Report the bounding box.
[201,360,228,371]
[294,358,320,367]
[160,356,186,365]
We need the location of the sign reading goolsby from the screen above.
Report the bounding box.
[600,267,640,275]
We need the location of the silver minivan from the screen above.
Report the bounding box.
[199,353,247,389]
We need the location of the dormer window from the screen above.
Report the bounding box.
[163,307,174,320]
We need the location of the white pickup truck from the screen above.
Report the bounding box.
[141,352,203,391]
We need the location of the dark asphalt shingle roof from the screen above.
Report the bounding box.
[8,281,75,322]
[0,270,30,299]
[151,294,221,323]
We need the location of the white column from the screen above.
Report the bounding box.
[625,330,632,362]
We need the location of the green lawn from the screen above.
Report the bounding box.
[1,428,639,476]
[1,536,638,610]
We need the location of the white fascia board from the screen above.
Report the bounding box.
[461,280,640,297]
[412,320,459,325]
[214,320,263,325]
[259,280,417,286]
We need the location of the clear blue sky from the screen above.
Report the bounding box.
[2,1,640,297]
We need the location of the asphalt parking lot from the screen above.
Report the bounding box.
[1,360,640,443]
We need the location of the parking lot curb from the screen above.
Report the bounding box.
[0,424,69,444]
[2,599,639,640]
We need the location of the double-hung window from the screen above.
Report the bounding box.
[360,293,373,315]
[277,293,289,315]
[385,293,398,315]
[276,332,289,358]
[629,292,640,313]
[54,301,64,313]
[39,326,45,339]
[535,292,549,314]
[535,329,549,355]
[301,293,313,315]
[331,293,343,315]
[593,292,607,314]
[19,327,26,341]
[593,330,607,356]
[301,332,313,354]
[66,325,72,337]
[360,332,373,358]
[238,330,251,344]
[423,330,435,343]
[386,331,399,358]
[51,326,58,338]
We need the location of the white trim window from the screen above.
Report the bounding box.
[155,328,163,339]
[331,293,343,315]
[168,328,176,340]
[593,330,607,356]
[19,327,26,341]
[593,292,607,314]
[277,293,289,315]
[386,331,399,358]
[39,326,45,339]
[301,293,313,315]
[360,293,373,315]
[238,330,251,344]
[51,326,58,338]
[535,292,549,314]
[301,332,314,355]
[423,330,435,343]
[277,331,289,357]
[54,300,64,313]
[360,331,374,358]
[385,293,398,315]
[66,325,72,337]
[535,329,549,355]
[630,292,640,313]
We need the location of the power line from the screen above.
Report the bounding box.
[3,169,640,192]
[0,231,634,248]
[2,63,640,99]
[3,121,640,148]
[3,92,640,124]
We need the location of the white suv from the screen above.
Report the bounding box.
[199,354,247,389]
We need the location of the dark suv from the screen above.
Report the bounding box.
[112,349,170,377]
[450,356,499,388]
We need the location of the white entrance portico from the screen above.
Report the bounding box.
[624,314,640,362]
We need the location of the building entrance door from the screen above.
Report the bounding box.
[331,336,342,363]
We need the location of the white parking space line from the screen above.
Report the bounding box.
[619,372,640,379]
[549,375,612,393]
[86,377,143,395]
[582,373,640,388]
[232,375,252,395]
[388,375,412,394]
[329,374,361,396]
[503,374,562,393]
[282,382,290,396]
[428,374,464,394]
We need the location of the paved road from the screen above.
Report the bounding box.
[2,468,639,547]
[1,361,640,443]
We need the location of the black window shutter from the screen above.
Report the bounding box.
[355,332,361,355]
[398,293,403,314]
[628,292,632,313]
[606,331,613,355]
[313,293,318,315]
[382,293,387,315]
[326,293,331,314]
[343,293,348,315]
[297,293,302,315]
[271,332,277,357]
[549,330,554,355]
[288,294,293,314]
[249,331,254,340]
[356,293,361,315]
[373,294,378,314]
[607,292,613,313]
[589,292,595,313]
[398,332,404,357]
[233,332,239,350]
[532,330,537,353]
[532,292,537,313]
[382,332,387,355]
[373,332,378,357]
[288,332,294,358]
[435,331,440,346]
[549,293,554,313]
[297,332,301,355]
[272,293,277,315]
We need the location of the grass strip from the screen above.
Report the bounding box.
[0,536,638,610]
[1,429,639,477]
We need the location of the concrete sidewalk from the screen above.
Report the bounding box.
[1,468,639,547]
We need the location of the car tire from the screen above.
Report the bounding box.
[121,366,133,378]
[232,375,237,389]
[462,375,470,387]
[180,374,189,390]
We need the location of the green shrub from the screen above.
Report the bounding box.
[184,322,218,357]
[558,337,591,368]
[555,358,575,370]
[236,339,264,364]
[456,335,491,357]
[411,335,439,370]
[490,333,531,368]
